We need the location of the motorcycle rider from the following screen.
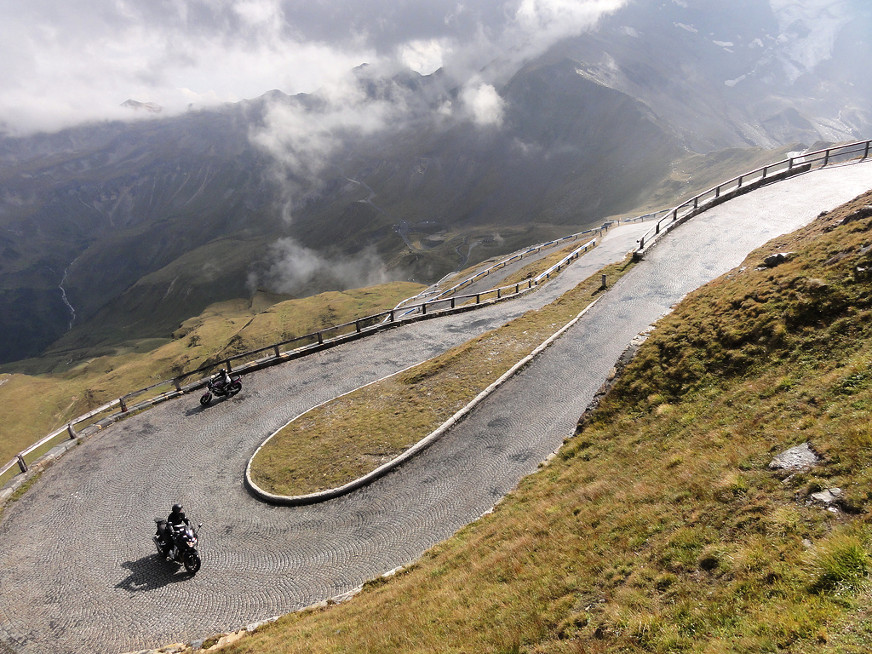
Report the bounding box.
[161,503,190,560]
[212,368,232,391]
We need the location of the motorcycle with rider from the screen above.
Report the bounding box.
[153,503,202,574]
[200,367,242,406]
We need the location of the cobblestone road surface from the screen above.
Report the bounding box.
[1,163,871,653]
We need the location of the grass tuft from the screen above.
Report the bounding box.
[808,531,870,595]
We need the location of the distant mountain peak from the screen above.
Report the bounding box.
[121,99,163,114]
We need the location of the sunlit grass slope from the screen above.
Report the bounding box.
[0,282,423,464]
[219,191,872,653]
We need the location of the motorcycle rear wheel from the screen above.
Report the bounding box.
[184,551,201,575]
[228,381,242,396]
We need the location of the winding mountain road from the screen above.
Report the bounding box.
[1,163,871,654]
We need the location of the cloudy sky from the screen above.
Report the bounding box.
[0,0,627,136]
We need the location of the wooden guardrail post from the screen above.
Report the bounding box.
[172,378,182,392]
[67,423,77,439]
[824,149,830,166]
[864,141,870,159]
[119,397,128,412]
[273,345,281,358]
[17,455,27,473]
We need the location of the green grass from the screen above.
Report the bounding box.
[808,529,871,595]
[250,256,635,496]
[216,190,872,653]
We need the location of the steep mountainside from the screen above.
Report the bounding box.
[1,0,868,365]
[283,58,683,268]
[0,65,686,364]
[553,0,872,151]
[0,103,282,362]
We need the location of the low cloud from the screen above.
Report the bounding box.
[248,237,392,296]
[461,81,505,126]
[0,0,371,136]
[249,68,421,219]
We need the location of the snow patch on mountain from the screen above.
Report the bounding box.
[768,0,854,79]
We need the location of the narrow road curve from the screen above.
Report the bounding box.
[0,163,870,654]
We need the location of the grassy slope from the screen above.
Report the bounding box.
[217,192,872,653]
[0,282,423,464]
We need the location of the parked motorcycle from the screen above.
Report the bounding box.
[200,370,242,406]
[153,518,202,575]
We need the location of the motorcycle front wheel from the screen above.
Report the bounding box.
[199,392,212,406]
[184,550,201,575]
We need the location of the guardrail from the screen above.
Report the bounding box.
[392,232,602,320]
[434,229,599,296]
[0,237,597,489]
[4,139,871,490]
[391,208,668,318]
[633,139,872,258]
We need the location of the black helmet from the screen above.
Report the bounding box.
[172,503,183,513]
